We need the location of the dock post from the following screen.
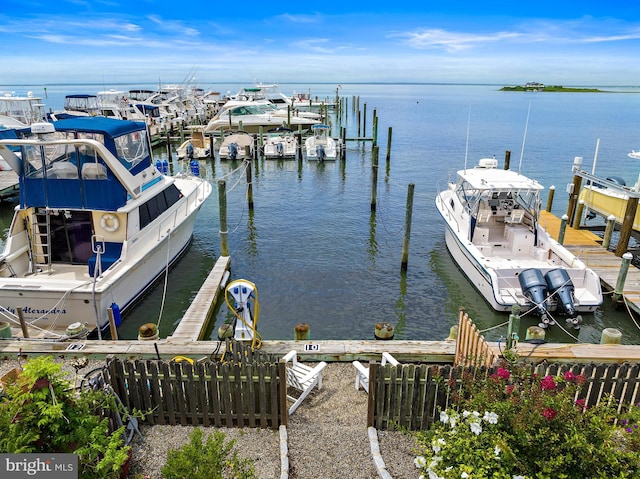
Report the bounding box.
[506,305,520,350]
[600,328,622,344]
[566,157,583,224]
[16,308,29,338]
[374,322,394,340]
[400,183,415,271]
[341,127,347,161]
[370,145,379,211]
[218,180,229,256]
[504,150,511,170]
[602,214,616,249]
[246,161,254,210]
[294,323,310,341]
[546,185,555,212]
[573,200,585,228]
[386,127,393,164]
[372,109,378,146]
[363,102,367,138]
[615,196,638,257]
[525,326,545,342]
[612,252,633,307]
[558,214,568,245]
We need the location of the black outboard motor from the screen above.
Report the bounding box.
[276,142,284,157]
[518,269,553,328]
[545,269,582,329]
[316,144,326,161]
[228,142,238,160]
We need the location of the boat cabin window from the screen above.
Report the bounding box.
[138,184,183,229]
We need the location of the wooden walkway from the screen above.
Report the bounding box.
[169,255,231,341]
[540,210,640,314]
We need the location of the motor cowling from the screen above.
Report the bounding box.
[545,268,582,328]
[228,142,238,160]
[316,144,326,160]
[518,268,552,327]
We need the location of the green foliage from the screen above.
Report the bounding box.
[0,356,130,479]
[161,428,257,479]
[414,362,640,479]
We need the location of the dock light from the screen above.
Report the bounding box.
[572,156,583,172]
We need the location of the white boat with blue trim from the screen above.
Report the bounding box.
[0,117,211,339]
[435,157,602,329]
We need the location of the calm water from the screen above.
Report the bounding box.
[3,82,640,344]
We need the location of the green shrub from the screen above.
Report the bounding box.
[161,427,257,479]
[414,361,640,479]
[0,356,130,479]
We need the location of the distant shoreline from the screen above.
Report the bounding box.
[500,85,606,92]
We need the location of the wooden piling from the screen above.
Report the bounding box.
[218,180,229,256]
[294,323,310,341]
[615,196,638,257]
[558,214,568,244]
[107,307,119,341]
[504,150,511,170]
[613,252,633,305]
[246,160,254,210]
[401,183,415,271]
[566,174,583,225]
[546,186,555,212]
[573,200,585,228]
[17,308,29,338]
[385,127,393,164]
[603,214,616,249]
[371,145,379,211]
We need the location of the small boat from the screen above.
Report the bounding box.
[219,130,254,160]
[0,92,47,127]
[0,117,212,339]
[263,127,297,159]
[177,128,211,159]
[435,157,603,329]
[305,124,338,160]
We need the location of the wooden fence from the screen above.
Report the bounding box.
[105,353,287,429]
[368,361,640,430]
[455,308,496,367]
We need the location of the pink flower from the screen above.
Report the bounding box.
[564,371,576,382]
[575,399,587,410]
[506,385,515,395]
[497,368,511,380]
[542,407,558,420]
[541,375,557,391]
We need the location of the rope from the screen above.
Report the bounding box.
[155,230,172,333]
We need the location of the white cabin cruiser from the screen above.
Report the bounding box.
[0,117,211,339]
[435,157,602,329]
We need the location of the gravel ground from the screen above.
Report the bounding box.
[0,358,421,479]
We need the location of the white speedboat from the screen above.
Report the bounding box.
[176,128,211,159]
[0,92,47,127]
[204,101,320,134]
[305,124,338,160]
[0,117,211,339]
[263,127,297,159]
[435,157,602,328]
[219,130,254,160]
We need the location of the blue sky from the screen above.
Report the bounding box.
[2,1,639,86]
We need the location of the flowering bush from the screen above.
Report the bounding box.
[414,362,640,479]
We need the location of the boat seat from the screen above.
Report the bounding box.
[82,163,108,180]
[48,161,78,179]
[505,209,525,224]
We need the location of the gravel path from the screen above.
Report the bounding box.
[0,359,421,478]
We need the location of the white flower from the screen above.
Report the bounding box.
[414,456,427,468]
[469,421,482,435]
[448,415,457,428]
[440,411,450,424]
[462,410,471,418]
[484,411,499,424]
[432,437,446,453]
[428,471,444,479]
[494,445,502,456]
[513,476,526,479]
[461,473,470,478]
[471,411,480,418]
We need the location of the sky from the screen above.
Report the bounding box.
[2,1,640,86]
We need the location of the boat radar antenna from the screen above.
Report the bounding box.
[518,100,532,173]
[464,104,471,171]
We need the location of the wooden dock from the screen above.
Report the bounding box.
[540,210,640,315]
[168,255,231,341]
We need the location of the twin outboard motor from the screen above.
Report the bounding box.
[316,144,326,161]
[518,268,581,329]
[228,142,238,160]
[545,269,582,329]
[518,269,552,328]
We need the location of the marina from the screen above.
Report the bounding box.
[0,83,640,347]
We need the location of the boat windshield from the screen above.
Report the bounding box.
[113,130,148,168]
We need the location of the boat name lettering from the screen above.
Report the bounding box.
[4,306,68,315]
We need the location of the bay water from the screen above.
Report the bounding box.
[3,82,640,344]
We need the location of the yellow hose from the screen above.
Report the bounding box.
[224,279,262,351]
